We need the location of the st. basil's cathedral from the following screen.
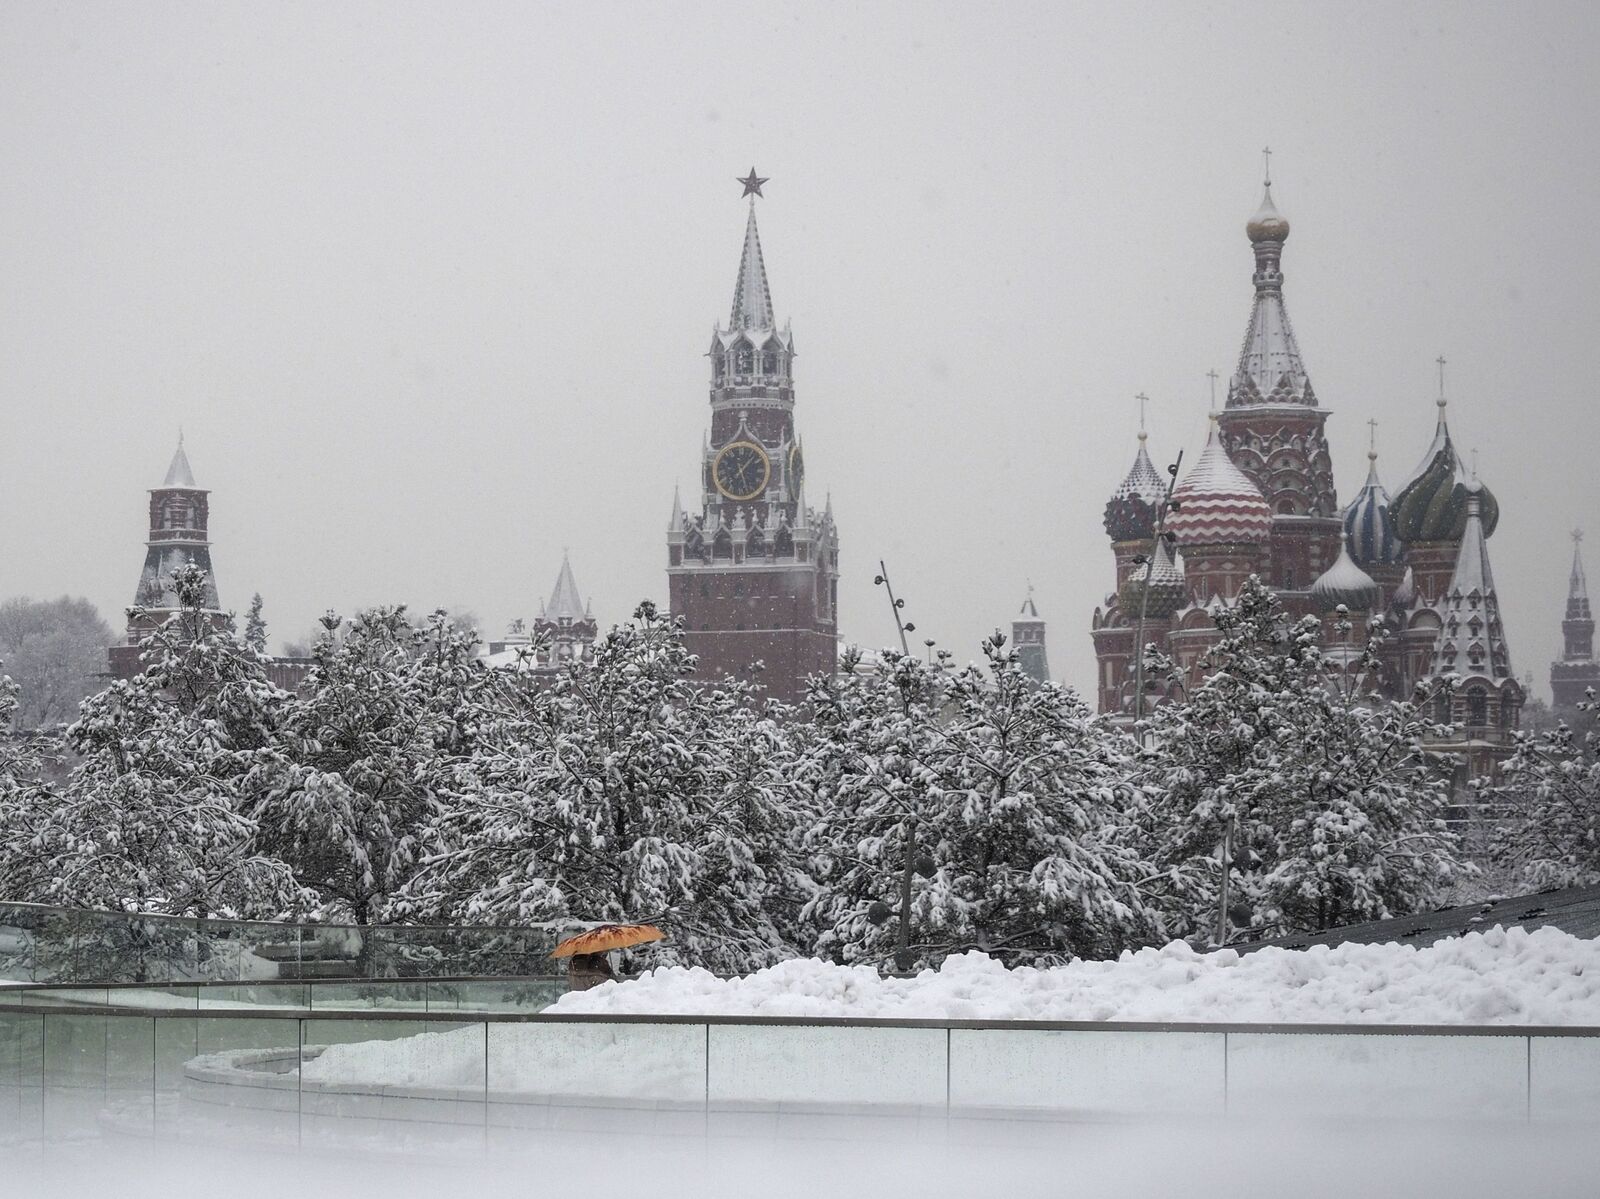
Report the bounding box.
[1092,171,1526,777]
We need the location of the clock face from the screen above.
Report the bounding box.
[713,441,771,501]
[788,443,805,494]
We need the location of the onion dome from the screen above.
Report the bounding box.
[1166,416,1273,548]
[1245,183,1291,244]
[1341,451,1401,567]
[1119,536,1187,619]
[1311,539,1381,613]
[1391,395,1499,543]
[1103,432,1167,542]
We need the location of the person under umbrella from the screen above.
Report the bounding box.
[551,923,666,991]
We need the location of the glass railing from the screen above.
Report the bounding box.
[0,901,561,985]
[3,1006,1598,1153]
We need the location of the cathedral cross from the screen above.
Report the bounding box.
[1262,146,1273,186]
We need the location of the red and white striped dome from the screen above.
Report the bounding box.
[1166,418,1273,548]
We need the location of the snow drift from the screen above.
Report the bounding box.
[550,926,1600,1025]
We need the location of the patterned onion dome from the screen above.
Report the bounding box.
[1103,433,1167,542]
[1119,536,1187,619]
[1341,452,1401,567]
[1390,399,1499,543]
[1310,540,1381,612]
[1166,417,1273,548]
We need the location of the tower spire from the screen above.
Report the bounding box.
[1572,530,1590,606]
[1230,162,1312,407]
[729,185,775,331]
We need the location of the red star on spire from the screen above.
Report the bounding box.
[737,168,768,199]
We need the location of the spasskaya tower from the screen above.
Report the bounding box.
[666,171,840,704]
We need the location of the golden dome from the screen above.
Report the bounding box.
[1246,184,1290,243]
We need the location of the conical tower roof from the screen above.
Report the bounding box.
[1567,532,1591,622]
[729,205,775,331]
[1431,483,1513,683]
[1228,180,1314,408]
[1119,535,1187,619]
[160,434,200,489]
[545,552,587,623]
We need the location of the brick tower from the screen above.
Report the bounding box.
[108,436,226,679]
[666,173,840,704]
[1011,588,1051,684]
[1551,531,1599,712]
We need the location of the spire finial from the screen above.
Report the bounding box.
[1206,368,1220,411]
[1262,145,1273,188]
[1575,528,1586,548]
[737,168,768,199]
[1471,448,1479,481]
[1436,354,1448,408]
[1367,417,1379,461]
[1136,391,1149,440]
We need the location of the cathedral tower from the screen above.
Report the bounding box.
[1551,531,1600,711]
[108,436,225,679]
[667,174,840,704]
[1215,170,1341,600]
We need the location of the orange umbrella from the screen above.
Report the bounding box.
[550,923,666,959]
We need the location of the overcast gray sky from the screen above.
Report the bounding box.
[2,1,1597,699]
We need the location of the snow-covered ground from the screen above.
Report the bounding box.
[552,926,1600,1025]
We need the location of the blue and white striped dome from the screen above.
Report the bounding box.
[1341,453,1401,567]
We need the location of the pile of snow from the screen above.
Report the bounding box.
[551,927,1600,1026]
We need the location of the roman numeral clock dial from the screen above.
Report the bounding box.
[713,441,771,501]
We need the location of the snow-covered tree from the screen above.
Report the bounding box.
[1140,579,1466,941]
[0,567,301,916]
[802,639,1158,969]
[248,607,483,925]
[244,593,268,654]
[0,595,116,730]
[1491,691,1600,889]
[404,602,800,972]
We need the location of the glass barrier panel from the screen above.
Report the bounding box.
[1226,1031,1527,1120]
[486,1021,703,1103]
[949,1027,1226,1119]
[300,925,367,979]
[708,1023,944,1108]
[0,1010,45,1087]
[1529,1035,1600,1122]
[43,1011,110,1089]
[299,1017,487,1150]
[105,984,200,1011]
[105,1014,157,1094]
[0,908,39,983]
[202,982,309,1010]
[427,979,564,1014]
[308,981,431,1012]
[237,919,301,982]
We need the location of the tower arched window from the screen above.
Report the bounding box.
[735,344,753,374]
[775,529,794,557]
[1467,687,1489,728]
[713,352,725,380]
[746,531,767,558]
[713,531,733,560]
[762,351,778,375]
